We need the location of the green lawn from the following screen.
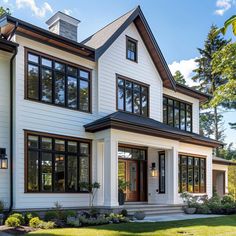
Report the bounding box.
[28,215,236,236]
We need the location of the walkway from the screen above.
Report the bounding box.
[132,213,225,222]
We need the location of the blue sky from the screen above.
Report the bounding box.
[1,0,235,147]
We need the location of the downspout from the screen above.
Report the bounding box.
[9,46,18,213]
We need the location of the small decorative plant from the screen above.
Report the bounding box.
[118,179,130,205]
[79,182,100,207]
[134,211,146,220]
[180,192,197,214]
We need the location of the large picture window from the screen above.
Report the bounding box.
[178,155,206,193]
[117,76,149,117]
[26,50,91,112]
[163,96,192,132]
[26,131,91,193]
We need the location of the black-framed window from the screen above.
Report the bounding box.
[117,77,149,117]
[26,132,90,193]
[26,50,91,112]
[178,155,206,193]
[126,37,137,62]
[159,152,165,194]
[163,96,192,132]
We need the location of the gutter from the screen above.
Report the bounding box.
[8,46,18,213]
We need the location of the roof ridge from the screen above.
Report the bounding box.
[81,6,138,44]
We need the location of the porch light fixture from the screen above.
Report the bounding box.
[0,148,8,169]
[150,162,158,177]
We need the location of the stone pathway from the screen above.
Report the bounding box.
[132,213,225,222]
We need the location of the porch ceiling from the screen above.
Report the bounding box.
[84,111,223,148]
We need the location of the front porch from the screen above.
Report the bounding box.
[92,128,213,208]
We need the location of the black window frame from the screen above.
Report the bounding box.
[159,152,165,194]
[178,154,206,194]
[25,131,91,193]
[25,48,92,113]
[126,36,138,62]
[116,75,149,117]
[163,95,192,132]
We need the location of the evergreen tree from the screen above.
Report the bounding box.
[173,70,186,85]
[192,25,229,155]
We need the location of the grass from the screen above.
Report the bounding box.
[27,215,236,236]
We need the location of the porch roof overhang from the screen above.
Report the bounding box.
[84,111,223,148]
[213,156,236,166]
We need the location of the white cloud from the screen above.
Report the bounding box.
[16,0,53,18]
[214,0,233,16]
[64,9,72,15]
[168,58,198,86]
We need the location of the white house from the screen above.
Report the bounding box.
[0,6,229,211]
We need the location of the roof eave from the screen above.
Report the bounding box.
[84,118,222,148]
[0,15,96,61]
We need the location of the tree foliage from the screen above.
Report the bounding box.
[214,15,236,37]
[173,70,186,85]
[211,43,236,106]
[0,6,10,16]
[192,25,229,153]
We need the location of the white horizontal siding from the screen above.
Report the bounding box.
[12,36,98,209]
[163,88,200,134]
[98,23,163,121]
[0,51,11,209]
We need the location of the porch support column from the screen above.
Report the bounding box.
[103,132,119,207]
[168,146,179,204]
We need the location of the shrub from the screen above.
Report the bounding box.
[24,212,39,225]
[89,208,100,217]
[65,210,77,218]
[107,213,129,223]
[44,211,58,221]
[5,216,21,227]
[120,209,128,217]
[29,217,55,229]
[196,205,210,214]
[79,215,109,226]
[10,213,25,225]
[221,195,235,205]
[0,201,4,214]
[29,217,42,228]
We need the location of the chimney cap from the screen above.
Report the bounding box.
[46,11,80,27]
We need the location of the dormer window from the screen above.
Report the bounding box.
[126,36,137,62]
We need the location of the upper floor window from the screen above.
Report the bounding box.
[163,96,192,132]
[26,50,91,112]
[126,36,137,62]
[117,76,149,117]
[26,131,91,193]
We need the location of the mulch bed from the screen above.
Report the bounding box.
[0,225,37,235]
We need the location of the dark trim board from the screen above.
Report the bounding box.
[84,111,223,148]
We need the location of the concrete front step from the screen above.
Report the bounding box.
[123,204,184,216]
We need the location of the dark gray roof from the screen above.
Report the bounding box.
[84,111,223,148]
[82,7,136,49]
[213,156,236,166]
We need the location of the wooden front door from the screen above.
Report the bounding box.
[118,159,147,202]
[126,160,139,201]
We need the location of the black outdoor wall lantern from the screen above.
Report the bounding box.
[0,148,8,169]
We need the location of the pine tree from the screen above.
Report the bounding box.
[192,25,229,155]
[173,70,186,85]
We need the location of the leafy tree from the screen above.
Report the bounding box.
[214,15,236,37]
[211,43,236,106]
[192,25,229,155]
[173,70,186,85]
[0,6,10,16]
